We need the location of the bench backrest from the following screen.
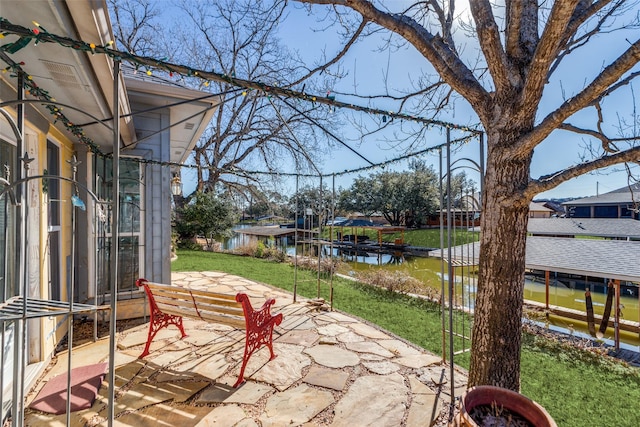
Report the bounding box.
[138,280,246,329]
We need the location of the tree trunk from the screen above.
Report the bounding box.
[468,125,533,391]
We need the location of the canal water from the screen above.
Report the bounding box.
[224,229,640,350]
[341,252,639,350]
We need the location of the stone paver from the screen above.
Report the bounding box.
[331,373,408,427]
[26,410,94,427]
[104,402,214,427]
[198,380,274,404]
[336,331,365,343]
[25,271,465,427]
[378,339,423,357]
[259,384,334,427]
[195,405,252,426]
[407,376,443,427]
[317,323,351,336]
[100,380,209,417]
[247,344,312,391]
[145,348,193,367]
[114,359,150,387]
[362,360,400,375]
[304,345,360,368]
[345,341,395,357]
[348,322,392,339]
[183,353,230,380]
[303,365,350,390]
[44,339,111,379]
[277,329,319,347]
[280,315,316,330]
[316,311,357,323]
[395,353,442,369]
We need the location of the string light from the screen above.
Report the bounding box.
[0,16,482,176]
[0,17,481,133]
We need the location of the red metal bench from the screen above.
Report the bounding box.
[135,278,283,387]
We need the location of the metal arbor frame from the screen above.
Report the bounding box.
[0,70,119,425]
[0,21,486,425]
[290,172,340,309]
[439,130,485,406]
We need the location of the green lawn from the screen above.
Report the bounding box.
[323,226,479,248]
[173,250,640,427]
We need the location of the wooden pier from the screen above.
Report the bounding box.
[526,300,640,336]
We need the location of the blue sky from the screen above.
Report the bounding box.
[271,2,639,200]
[176,1,639,200]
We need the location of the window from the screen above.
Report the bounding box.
[46,141,61,301]
[94,157,143,296]
[0,139,16,301]
[569,206,590,218]
[593,205,618,218]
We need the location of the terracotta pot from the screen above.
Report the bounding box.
[451,385,557,427]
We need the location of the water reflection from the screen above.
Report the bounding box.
[222,231,639,350]
[222,224,253,250]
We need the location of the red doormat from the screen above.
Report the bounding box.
[29,362,108,415]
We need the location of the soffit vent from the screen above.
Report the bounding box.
[39,59,83,88]
[184,122,195,130]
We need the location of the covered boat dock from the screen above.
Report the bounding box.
[430,236,640,350]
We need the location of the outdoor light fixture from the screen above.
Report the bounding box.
[170,174,182,196]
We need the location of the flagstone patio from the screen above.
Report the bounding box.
[24,271,467,426]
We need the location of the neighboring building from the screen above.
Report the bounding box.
[562,183,640,220]
[0,1,218,420]
[536,200,565,216]
[528,202,554,218]
[528,218,640,241]
[347,212,390,225]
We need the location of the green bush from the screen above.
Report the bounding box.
[355,269,439,298]
[233,241,287,262]
[174,192,235,248]
[292,255,342,274]
[176,239,203,251]
[255,241,265,258]
[263,246,287,262]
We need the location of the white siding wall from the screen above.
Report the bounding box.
[131,109,172,284]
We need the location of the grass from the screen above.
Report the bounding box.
[173,250,640,427]
[323,226,479,248]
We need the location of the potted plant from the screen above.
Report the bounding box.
[452,385,557,427]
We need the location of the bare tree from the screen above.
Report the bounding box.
[293,0,640,391]
[109,0,161,55]
[110,0,338,200]
[178,0,343,198]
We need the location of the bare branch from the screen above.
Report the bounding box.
[295,0,490,108]
[518,38,640,153]
[108,0,160,54]
[597,70,640,100]
[424,0,456,49]
[469,0,514,91]
[527,146,640,197]
[505,1,524,60]
[558,122,619,153]
[549,1,621,77]
[290,18,367,86]
[520,1,582,110]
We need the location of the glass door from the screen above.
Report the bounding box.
[94,157,143,300]
[46,141,61,301]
